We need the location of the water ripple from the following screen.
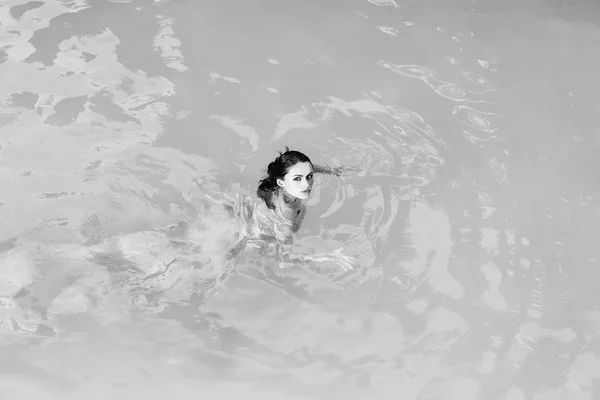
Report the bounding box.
[154,16,188,72]
[462,71,489,86]
[367,0,399,8]
[377,26,400,37]
[379,61,434,80]
[340,136,395,176]
[380,60,475,104]
[452,105,499,133]
[434,83,470,102]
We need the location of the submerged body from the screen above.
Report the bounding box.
[224,189,354,271]
[221,183,305,246]
[248,193,307,244]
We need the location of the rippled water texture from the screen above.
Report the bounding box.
[1,0,600,399]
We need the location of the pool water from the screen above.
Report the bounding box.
[1,0,600,399]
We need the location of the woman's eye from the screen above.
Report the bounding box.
[294,177,301,181]
[307,174,313,180]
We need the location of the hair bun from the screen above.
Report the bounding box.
[267,161,277,177]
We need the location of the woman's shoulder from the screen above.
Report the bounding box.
[255,191,298,217]
[252,193,280,220]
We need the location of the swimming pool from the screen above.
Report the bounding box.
[1,0,599,399]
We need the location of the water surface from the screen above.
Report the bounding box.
[1,0,600,399]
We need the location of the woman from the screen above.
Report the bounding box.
[220,147,357,273]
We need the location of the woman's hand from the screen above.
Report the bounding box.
[327,247,358,271]
[278,247,357,271]
[331,165,360,177]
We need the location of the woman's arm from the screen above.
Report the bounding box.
[313,164,359,176]
[276,243,356,271]
[312,164,334,175]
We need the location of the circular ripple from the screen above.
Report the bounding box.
[435,83,469,102]
[462,72,488,85]
[379,61,433,80]
[392,64,434,79]
[452,105,497,133]
[392,107,425,125]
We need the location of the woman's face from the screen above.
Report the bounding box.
[277,162,314,200]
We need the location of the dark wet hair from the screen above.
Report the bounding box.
[257,146,312,210]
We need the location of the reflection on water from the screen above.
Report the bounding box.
[2,0,600,398]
